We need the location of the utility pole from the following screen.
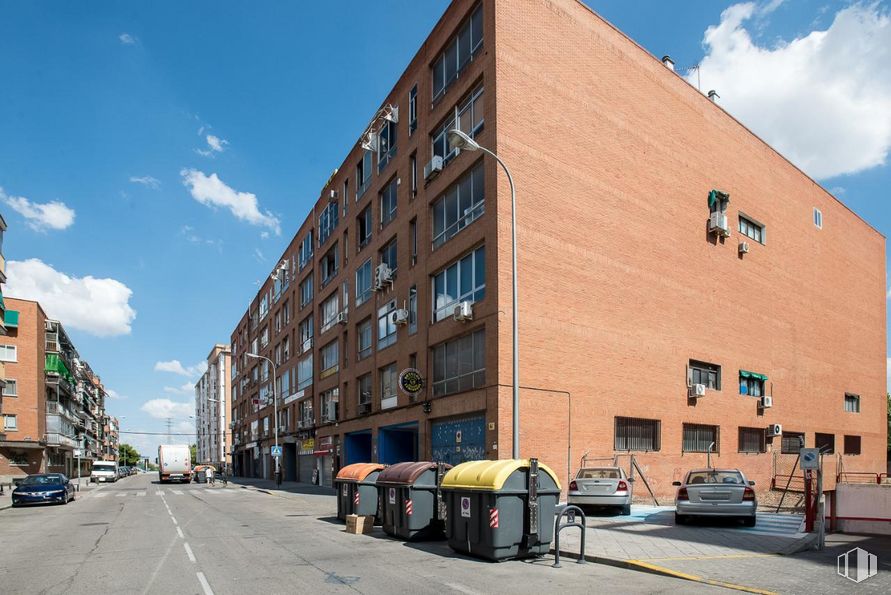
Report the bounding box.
[165,417,173,443]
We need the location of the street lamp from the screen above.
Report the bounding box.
[447,129,520,459]
[246,352,281,486]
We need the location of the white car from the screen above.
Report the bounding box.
[673,468,757,526]
[90,461,118,483]
[568,467,632,515]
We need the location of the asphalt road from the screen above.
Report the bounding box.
[0,474,716,594]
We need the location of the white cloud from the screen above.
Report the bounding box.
[6,259,136,337]
[180,169,281,234]
[119,33,137,45]
[180,225,223,251]
[1,187,75,231]
[106,389,126,400]
[691,2,891,180]
[164,382,197,395]
[154,359,207,378]
[140,398,193,420]
[129,175,160,189]
[195,134,229,157]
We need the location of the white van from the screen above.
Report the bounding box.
[158,445,192,483]
[91,461,118,483]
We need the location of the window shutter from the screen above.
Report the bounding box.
[686,365,693,387]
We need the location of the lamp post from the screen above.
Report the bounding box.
[246,353,280,486]
[447,128,520,459]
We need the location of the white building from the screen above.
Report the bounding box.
[194,344,231,467]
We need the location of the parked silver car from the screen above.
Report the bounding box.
[673,468,757,526]
[568,467,632,515]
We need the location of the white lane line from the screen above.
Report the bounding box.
[176,527,184,539]
[136,491,146,497]
[183,542,196,563]
[171,516,178,525]
[196,571,214,595]
[116,493,127,498]
[95,492,108,498]
[156,490,164,495]
[171,489,183,495]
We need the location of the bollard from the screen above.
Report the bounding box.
[553,505,587,568]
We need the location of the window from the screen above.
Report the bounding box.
[844,393,860,413]
[814,207,822,229]
[781,431,804,454]
[380,237,397,272]
[410,218,418,266]
[738,215,764,243]
[299,232,314,270]
[688,360,720,390]
[410,153,418,197]
[342,179,349,217]
[432,3,483,101]
[379,178,398,227]
[614,417,660,452]
[320,340,339,377]
[432,245,485,322]
[263,417,270,437]
[357,206,373,250]
[320,292,341,335]
[321,388,339,422]
[843,435,861,455]
[320,243,339,288]
[408,286,418,334]
[432,328,485,397]
[379,363,398,408]
[431,85,485,164]
[298,315,313,350]
[738,427,765,453]
[409,84,417,134]
[357,151,373,200]
[2,379,17,397]
[683,424,719,453]
[258,295,269,320]
[815,432,835,454]
[432,161,485,248]
[358,374,372,405]
[298,399,313,425]
[357,318,373,360]
[260,327,269,348]
[299,276,313,308]
[319,202,339,247]
[280,368,290,396]
[355,259,373,306]
[739,371,765,397]
[378,301,397,349]
[3,414,17,431]
[378,119,397,172]
[297,354,313,390]
[283,299,290,324]
[708,189,729,214]
[282,336,290,362]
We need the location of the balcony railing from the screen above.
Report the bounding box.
[45,432,78,448]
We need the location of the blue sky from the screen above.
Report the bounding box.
[1,1,889,456]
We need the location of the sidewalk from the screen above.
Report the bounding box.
[226,476,336,513]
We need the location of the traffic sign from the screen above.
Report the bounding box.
[73,449,83,457]
[800,448,821,470]
[271,446,282,457]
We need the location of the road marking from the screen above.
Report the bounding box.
[196,571,214,595]
[95,492,108,498]
[626,560,777,595]
[156,490,164,495]
[136,491,146,496]
[444,583,481,595]
[183,542,196,563]
[171,516,178,525]
[176,527,184,539]
[171,489,183,495]
[116,492,127,497]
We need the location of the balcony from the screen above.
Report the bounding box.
[45,431,78,448]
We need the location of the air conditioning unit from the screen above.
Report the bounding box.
[391,309,410,326]
[424,156,444,181]
[760,395,773,409]
[337,311,348,325]
[689,384,707,398]
[708,212,731,237]
[358,401,372,415]
[453,301,473,322]
[766,423,782,437]
[374,263,393,290]
[739,242,750,254]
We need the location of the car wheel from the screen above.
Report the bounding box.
[621,504,631,516]
[743,516,756,527]
[675,513,686,525]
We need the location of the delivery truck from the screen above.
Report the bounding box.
[158,444,192,483]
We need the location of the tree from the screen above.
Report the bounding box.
[118,443,141,467]
[190,443,197,465]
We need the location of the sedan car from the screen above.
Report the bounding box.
[12,474,76,507]
[673,468,757,526]
[568,467,632,515]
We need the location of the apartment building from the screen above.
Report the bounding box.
[0,297,117,483]
[0,213,8,435]
[230,0,886,496]
[195,344,232,467]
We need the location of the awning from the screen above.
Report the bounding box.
[708,189,730,208]
[46,353,75,384]
[4,309,19,328]
[739,370,768,381]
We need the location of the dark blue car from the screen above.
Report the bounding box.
[12,473,76,507]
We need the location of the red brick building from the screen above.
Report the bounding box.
[229,0,886,496]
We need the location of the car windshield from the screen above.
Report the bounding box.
[21,475,63,486]
[687,471,744,485]
[93,464,115,471]
[577,468,620,479]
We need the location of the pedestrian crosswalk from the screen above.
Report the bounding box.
[93,488,234,498]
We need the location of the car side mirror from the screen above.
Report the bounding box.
[672,481,682,486]
[748,480,755,486]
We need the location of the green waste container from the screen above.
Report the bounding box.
[334,463,385,521]
[440,458,561,561]
[376,461,452,541]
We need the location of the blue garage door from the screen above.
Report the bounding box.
[344,431,372,465]
[379,422,418,465]
[431,415,486,466]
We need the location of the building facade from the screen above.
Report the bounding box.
[0,297,117,484]
[229,0,886,496]
[0,212,8,438]
[195,344,232,467]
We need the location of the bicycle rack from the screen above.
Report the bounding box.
[552,505,587,568]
